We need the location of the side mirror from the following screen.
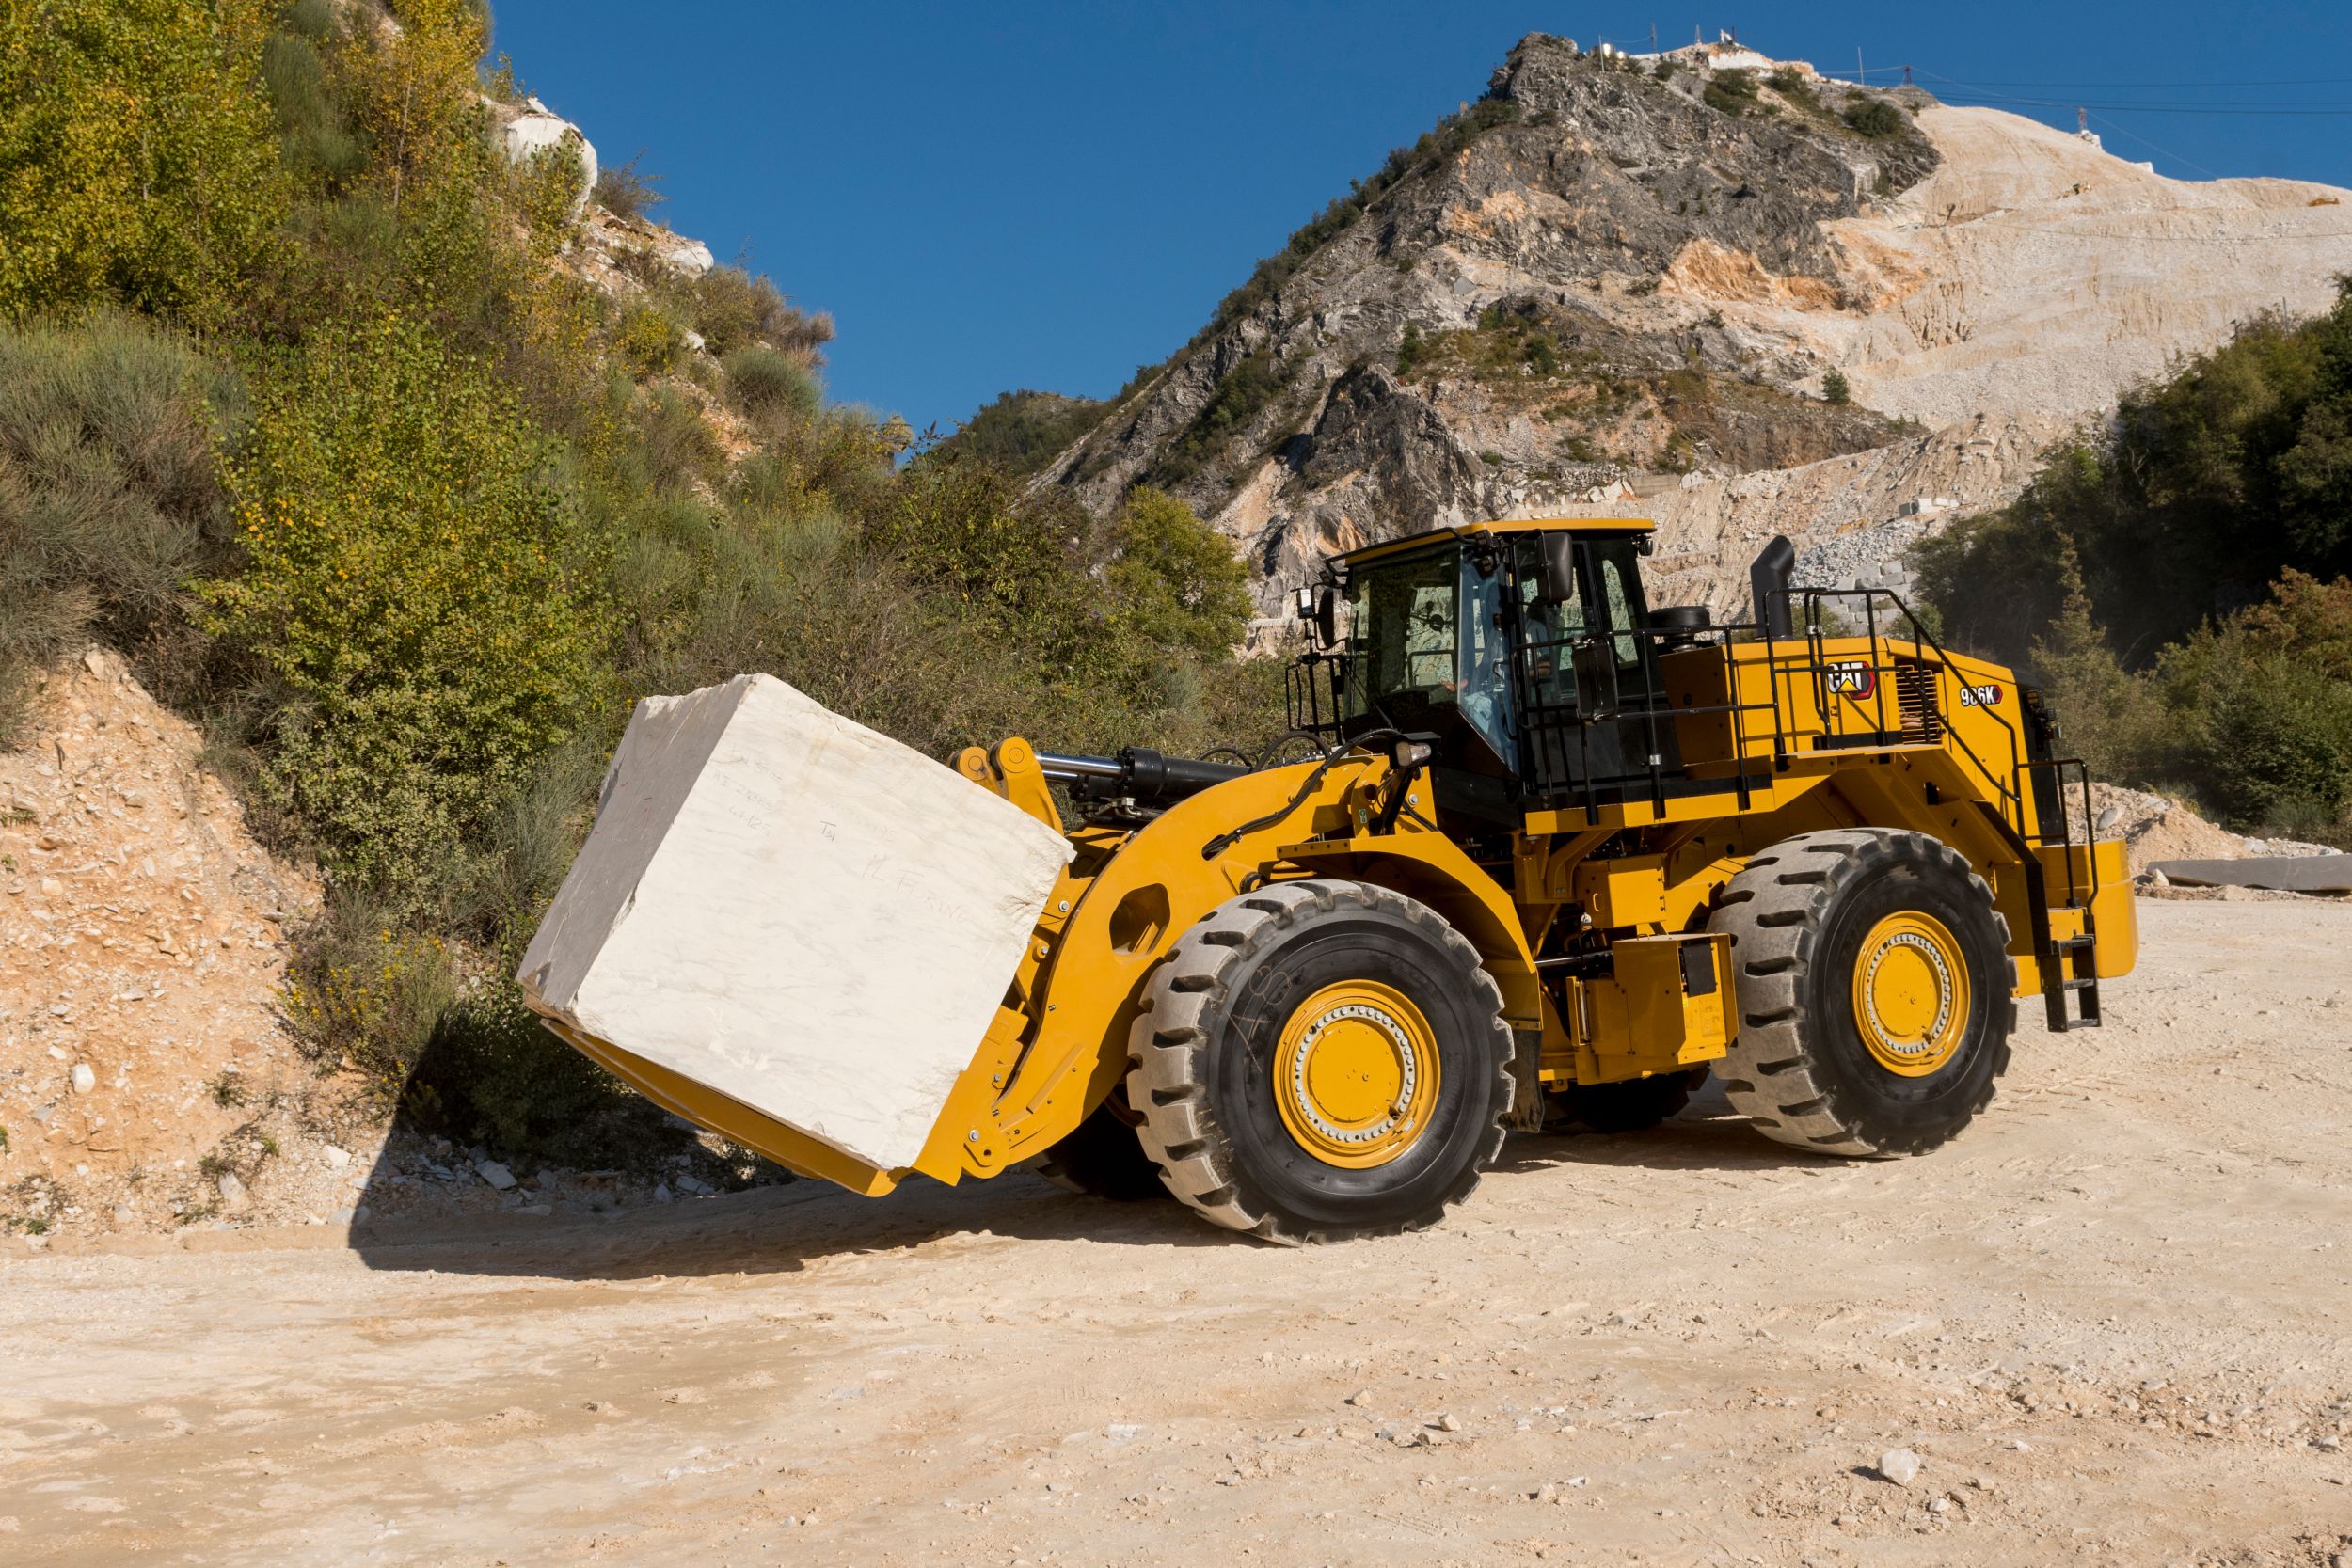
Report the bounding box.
[1313,585,1341,649]
[1535,533,1578,605]
[1572,639,1620,716]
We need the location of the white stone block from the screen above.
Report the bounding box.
[518,675,1070,1173]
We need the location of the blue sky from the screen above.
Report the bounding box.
[491,2,2352,437]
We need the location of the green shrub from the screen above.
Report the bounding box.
[1703,70,1759,117]
[687,265,833,358]
[0,0,289,322]
[283,902,461,1101]
[1842,99,1908,139]
[1106,487,1253,661]
[0,313,233,741]
[1396,322,1427,377]
[198,313,609,901]
[591,153,663,223]
[262,25,367,188]
[1822,367,1851,405]
[614,301,685,378]
[935,388,1108,476]
[723,345,820,417]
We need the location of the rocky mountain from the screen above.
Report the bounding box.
[1029,33,2352,630]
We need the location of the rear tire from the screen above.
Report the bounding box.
[1127,880,1513,1244]
[1708,830,2014,1157]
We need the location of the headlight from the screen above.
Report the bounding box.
[1391,739,1435,769]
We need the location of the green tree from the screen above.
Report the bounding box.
[1107,486,1253,661]
[0,0,288,322]
[199,314,610,899]
[1821,367,1851,405]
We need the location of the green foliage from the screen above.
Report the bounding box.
[1768,68,1822,115]
[0,0,289,323]
[938,389,1109,477]
[683,265,833,358]
[723,345,820,418]
[614,301,685,379]
[1919,285,2352,669]
[198,314,610,901]
[1105,487,1253,661]
[513,139,588,257]
[2146,573,2352,832]
[1703,69,1760,117]
[1395,321,1427,376]
[262,20,366,189]
[591,153,663,223]
[1842,99,1909,139]
[0,313,233,741]
[1148,351,1292,487]
[4,0,1291,1170]
[1821,367,1851,405]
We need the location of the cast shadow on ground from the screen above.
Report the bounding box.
[347,1091,1824,1283]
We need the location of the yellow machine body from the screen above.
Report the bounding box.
[601,518,2137,1198]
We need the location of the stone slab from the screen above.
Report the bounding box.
[2148,856,2352,895]
[518,674,1071,1171]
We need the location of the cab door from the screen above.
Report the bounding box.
[1505,533,1680,801]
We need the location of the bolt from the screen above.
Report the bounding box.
[1057,899,1070,913]
[966,1130,980,1143]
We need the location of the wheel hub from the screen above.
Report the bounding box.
[1851,911,1968,1077]
[1274,981,1440,1168]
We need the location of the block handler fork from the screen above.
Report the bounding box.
[560,519,2137,1243]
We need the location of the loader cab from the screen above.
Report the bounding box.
[1310,519,1684,811]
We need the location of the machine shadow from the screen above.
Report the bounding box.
[1493,1109,1839,1177]
[347,1099,1820,1283]
[345,1163,1231,1282]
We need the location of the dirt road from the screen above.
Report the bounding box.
[5,896,2350,1567]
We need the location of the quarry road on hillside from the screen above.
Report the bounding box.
[4,898,2349,1568]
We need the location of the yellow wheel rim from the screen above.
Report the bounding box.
[1272,980,1441,1168]
[1851,911,1970,1077]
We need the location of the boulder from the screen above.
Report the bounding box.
[496,95,596,214]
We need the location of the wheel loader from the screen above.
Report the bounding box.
[522,518,2136,1244]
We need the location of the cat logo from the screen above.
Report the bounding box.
[1821,660,1876,700]
[1959,682,2003,708]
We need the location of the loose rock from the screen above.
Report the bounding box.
[1878,1448,1923,1486]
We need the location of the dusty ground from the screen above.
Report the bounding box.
[4,896,2349,1567]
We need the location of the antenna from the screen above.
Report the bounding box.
[1856,46,1865,84]
[2077,106,2089,135]
[1902,63,1913,86]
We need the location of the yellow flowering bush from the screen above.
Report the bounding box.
[0,0,287,323]
[199,312,610,899]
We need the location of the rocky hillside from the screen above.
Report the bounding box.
[1032,34,2352,626]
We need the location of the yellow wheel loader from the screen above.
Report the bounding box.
[523,519,2136,1244]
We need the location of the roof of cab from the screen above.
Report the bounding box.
[1336,516,1655,569]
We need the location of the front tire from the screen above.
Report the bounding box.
[1127,880,1513,1244]
[1708,830,2015,1157]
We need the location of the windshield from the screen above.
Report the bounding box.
[1343,548,1458,726]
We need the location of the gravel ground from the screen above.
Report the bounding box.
[2,896,2348,1568]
